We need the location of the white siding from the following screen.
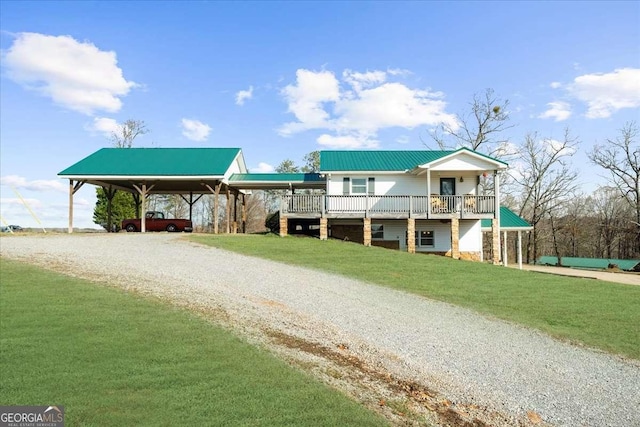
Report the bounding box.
[459,220,482,252]
[415,220,452,252]
[327,173,483,196]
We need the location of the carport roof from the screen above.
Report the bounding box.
[59,148,242,176]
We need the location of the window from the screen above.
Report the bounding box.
[420,230,434,247]
[405,230,435,247]
[351,178,367,194]
[371,224,384,239]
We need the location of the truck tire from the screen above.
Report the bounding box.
[125,224,137,232]
[166,224,177,232]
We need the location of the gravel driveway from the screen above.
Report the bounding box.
[2,233,639,427]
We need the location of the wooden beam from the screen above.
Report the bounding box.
[518,230,523,270]
[132,183,155,233]
[225,188,231,234]
[68,180,85,234]
[203,183,221,234]
[241,193,247,233]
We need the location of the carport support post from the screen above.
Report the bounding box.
[104,185,116,233]
[68,179,85,234]
[225,188,231,234]
[133,183,154,233]
[241,194,247,233]
[232,191,238,234]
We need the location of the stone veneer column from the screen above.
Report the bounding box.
[451,217,460,260]
[407,218,416,253]
[492,218,500,265]
[363,218,372,247]
[279,215,288,237]
[319,218,328,241]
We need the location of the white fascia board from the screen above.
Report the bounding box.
[320,170,403,175]
[58,175,225,180]
[419,150,508,170]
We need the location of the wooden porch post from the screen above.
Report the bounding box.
[426,169,432,218]
[203,183,221,234]
[132,183,155,233]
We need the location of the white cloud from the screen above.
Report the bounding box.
[1,198,44,210]
[235,86,254,105]
[396,135,410,144]
[2,32,137,115]
[181,119,211,142]
[317,133,379,149]
[279,68,458,149]
[1,175,67,193]
[569,68,640,118]
[550,82,562,89]
[538,101,572,121]
[280,69,341,135]
[251,162,275,173]
[87,117,120,137]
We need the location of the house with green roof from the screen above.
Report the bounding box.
[276,147,512,265]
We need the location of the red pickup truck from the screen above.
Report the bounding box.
[122,211,193,233]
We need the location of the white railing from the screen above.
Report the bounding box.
[282,194,495,217]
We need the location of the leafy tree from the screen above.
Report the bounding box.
[93,188,136,231]
[276,159,300,173]
[301,151,320,173]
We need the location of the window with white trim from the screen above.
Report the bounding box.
[419,230,434,247]
[351,178,367,194]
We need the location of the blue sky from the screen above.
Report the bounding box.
[1,1,639,228]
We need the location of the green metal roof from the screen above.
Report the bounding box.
[537,257,639,271]
[59,148,241,176]
[319,148,507,172]
[481,207,532,230]
[229,173,325,183]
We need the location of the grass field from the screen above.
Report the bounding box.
[191,234,640,360]
[0,258,387,426]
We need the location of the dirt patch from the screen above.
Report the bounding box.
[266,330,547,427]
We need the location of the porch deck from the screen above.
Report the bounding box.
[281,194,496,219]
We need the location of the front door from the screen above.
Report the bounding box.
[440,178,456,195]
[440,178,456,213]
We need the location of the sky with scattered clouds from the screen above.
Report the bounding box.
[1,1,639,228]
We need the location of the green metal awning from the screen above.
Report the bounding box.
[481,207,532,230]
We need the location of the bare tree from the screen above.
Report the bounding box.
[511,128,580,263]
[592,187,632,259]
[111,119,149,148]
[588,122,639,254]
[431,88,515,159]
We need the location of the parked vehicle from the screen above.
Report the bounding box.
[122,211,193,233]
[2,225,23,232]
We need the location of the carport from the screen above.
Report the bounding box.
[481,207,533,269]
[59,147,249,233]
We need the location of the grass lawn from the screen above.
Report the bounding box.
[0,258,387,426]
[190,234,640,360]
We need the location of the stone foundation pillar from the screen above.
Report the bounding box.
[492,218,500,265]
[319,218,328,241]
[363,218,372,247]
[451,217,460,260]
[279,216,288,237]
[407,218,416,253]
